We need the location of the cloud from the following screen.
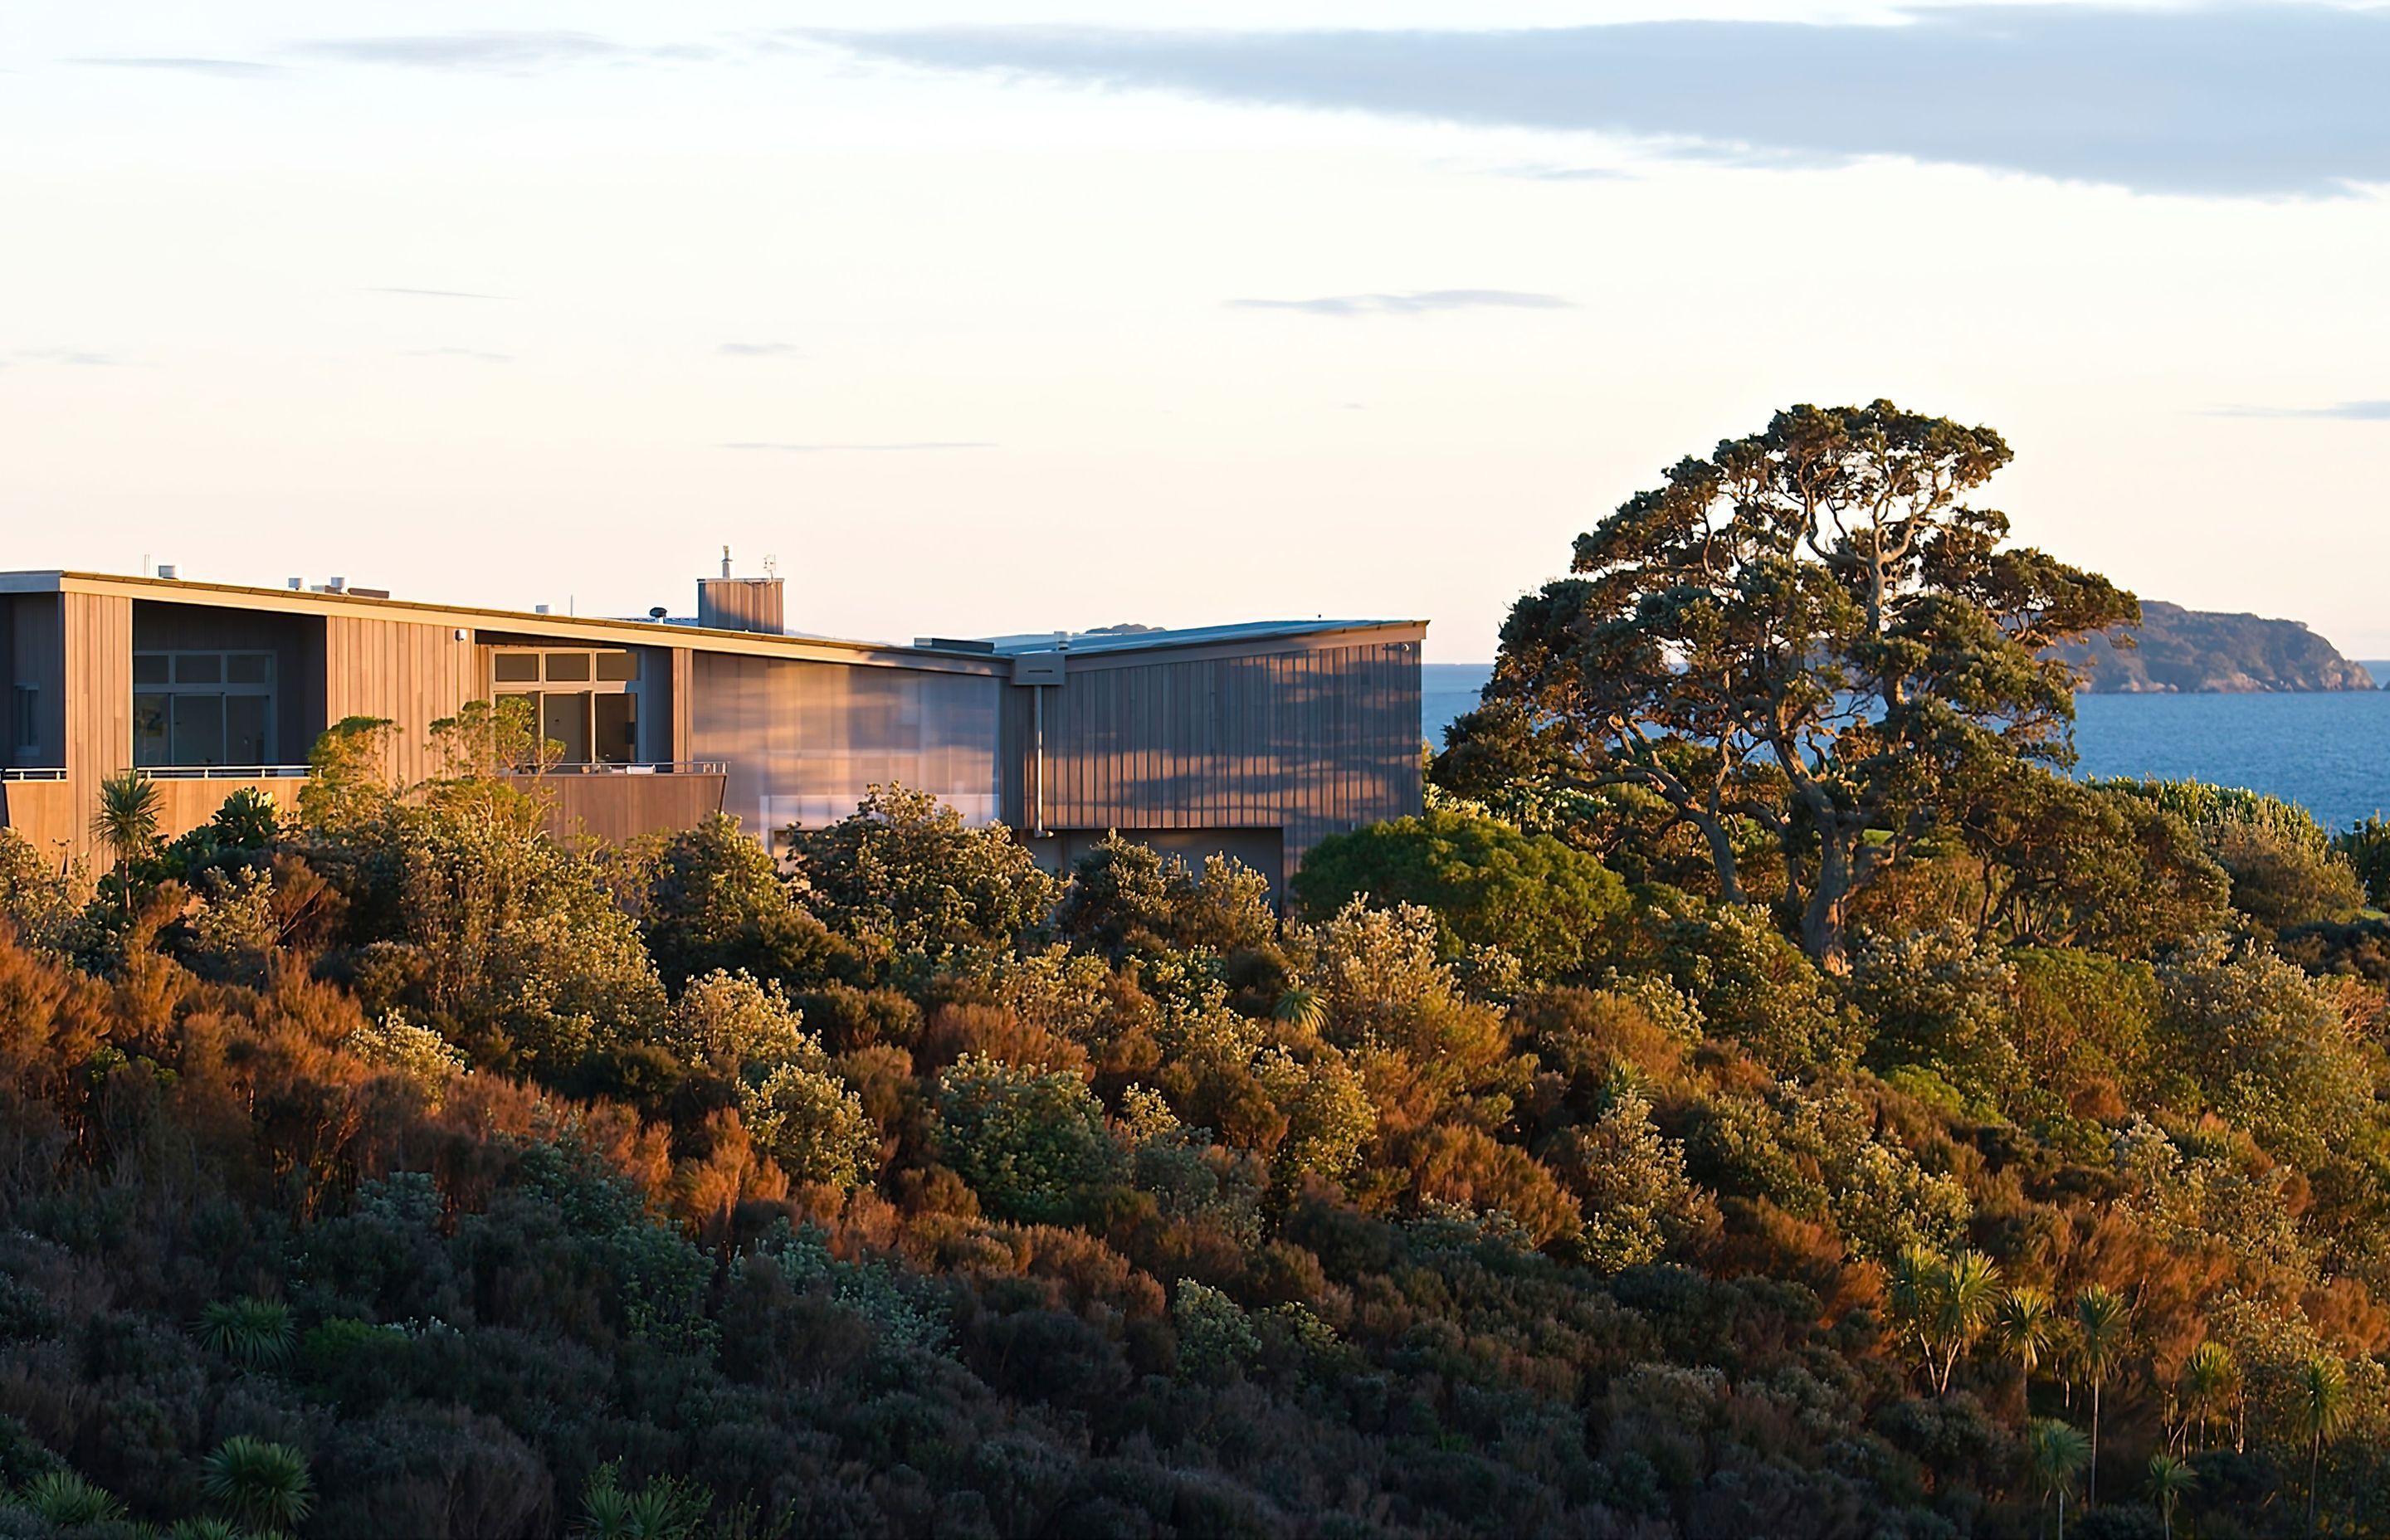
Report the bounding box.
[406,348,514,363]
[1228,290,1569,317]
[297,32,626,71]
[719,342,803,357]
[718,441,995,452]
[1499,163,1633,183]
[363,286,506,300]
[2212,400,2390,420]
[802,8,2390,198]
[62,56,280,78]
[294,31,717,71]
[10,348,122,367]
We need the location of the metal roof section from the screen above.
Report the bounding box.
[0,571,1424,669]
[974,619,1425,656]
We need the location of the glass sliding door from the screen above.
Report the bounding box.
[487,649,646,766]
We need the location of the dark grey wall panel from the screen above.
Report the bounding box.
[1006,637,1422,887]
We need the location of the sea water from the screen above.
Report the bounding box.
[1422,664,2390,831]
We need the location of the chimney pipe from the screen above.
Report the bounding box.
[720,544,733,580]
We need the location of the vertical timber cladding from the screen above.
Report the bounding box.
[1026,634,1425,890]
[321,614,483,787]
[63,589,133,863]
[690,651,1004,848]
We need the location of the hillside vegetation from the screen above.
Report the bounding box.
[5,404,2390,1538]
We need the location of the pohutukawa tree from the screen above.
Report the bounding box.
[1446,401,2134,971]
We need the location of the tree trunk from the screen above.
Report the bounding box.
[1695,811,1749,907]
[2310,1433,2321,1537]
[1800,830,1856,975]
[2088,1382,2101,1508]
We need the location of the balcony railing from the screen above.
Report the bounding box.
[135,765,310,780]
[0,768,66,782]
[504,762,728,777]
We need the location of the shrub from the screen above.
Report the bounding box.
[1293,810,1629,982]
[739,1060,876,1190]
[934,1053,1125,1224]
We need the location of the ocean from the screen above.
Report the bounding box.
[1422,663,2390,831]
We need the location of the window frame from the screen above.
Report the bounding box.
[129,650,278,768]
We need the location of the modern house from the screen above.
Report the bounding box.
[0,564,1425,893]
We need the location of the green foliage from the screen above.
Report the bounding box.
[739,1220,950,1357]
[337,1009,470,1096]
[2116,779,2368,933]
[1651,895,1861,1071]
[0,830,80,951]
[1171,1279,1260,1382]
[1452,400,2133,968]
[934,1053,1124,1223]
[20,1469,122,1525]
[196,1296,295,1373]
[575,1461,709,1540]
[2007,947,2161,1102]
[390,782,667,1070]
[1851,927,2020,1106]
[1955,769,2231,954]
[1549,1079,1709,1271]
[2335,813,2390,908]
[201,1435,315,1530]
[786,785,1056,963]
[2151,936,2370,1166]
[739,1060,876,1190]
[1292,808,1628,982]
[641,812,851,991]
[1054,834,1276,959]
[89,768,162,913]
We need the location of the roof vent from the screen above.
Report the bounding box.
[287,578,303,591]
[155,564,178,581]
[534,604,552,616]
[327,576,346,593]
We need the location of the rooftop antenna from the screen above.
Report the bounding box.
[763,554,778,578]
[720,544,732,579]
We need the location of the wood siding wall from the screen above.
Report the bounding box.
[322,616,482,787]
[1005,638,1422,887]
[63,592,133,859]
[537,772,725,846]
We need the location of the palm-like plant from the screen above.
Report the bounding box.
[2294,1354,2351,1538]
[2146,1453,2197,1540]
[201,1434,315,1531]
[1273,986,1328,1036]
[1996,1286,2057,1394]
[1890,1245,2005,1394]
[197,1296,295,1373]
[2071,1285,2131,1506]
[90,768,162,914]
[2027,1419,2092,1540]
[168,1519,246,1540]
[577,1461,708,1540]
[22,1469,124,1525]
[2179,1341,2238,1453]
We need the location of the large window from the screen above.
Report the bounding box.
[491,648,642,765]
[132,651,276,768]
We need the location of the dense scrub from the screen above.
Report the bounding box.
[0,746,2386,1538]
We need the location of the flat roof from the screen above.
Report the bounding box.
[978,619,1417,656]
[0,569,1424,673]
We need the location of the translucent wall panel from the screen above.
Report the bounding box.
[693,655,1001,844]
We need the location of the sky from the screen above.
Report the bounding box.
[5,2,2388,660]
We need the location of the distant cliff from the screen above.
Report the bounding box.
[2052,602,2378,693]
